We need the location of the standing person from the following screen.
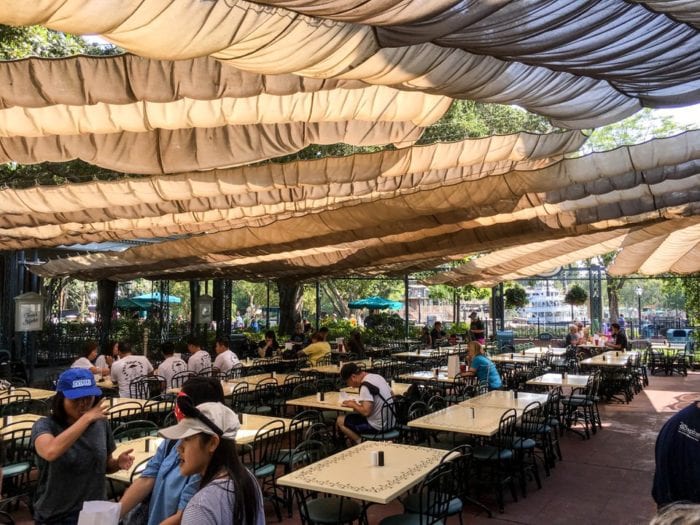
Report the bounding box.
[213,337,241,375]
[71,341,109,377]
[652,400,700,507]
[605,323,628,351]
[468,311,485,343]
[463,341,502,390]
[31,369,134,524]
[336,362,394,446]
[158,400,265,525]
[156,342,187,390]
[318,326,330,342]
[430,321,446,348]
[119,377,228,525]
[297,332,330,365]
[233,311,245,330]
[186,337,212,375]
[617,314,626,332]
[110,342,154,398]
[257,330,280,358]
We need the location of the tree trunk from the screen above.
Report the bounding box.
[96,279,116,353]
[322,280,351,318]
[606,276,626,323]
[277,279,303,336]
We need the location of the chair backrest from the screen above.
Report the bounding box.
[0,510,14,525]
[440,444,472,501]
[427,395,447,413]
[0,391,31,407]
[229,382,250,412]
[3,425,34,465]
[128,377,151,400]
[108,401,144,430]
[1,398,48,417]
[495,408,517,453]
[143,396,175,426]
[130,456,152,484]
[519,401,543,439]
[222,367,242,380]
[197,366,216,378]
[113,420,159,442]
[415,461,456,524]
[251,420,286,471]
[171,370,196,389]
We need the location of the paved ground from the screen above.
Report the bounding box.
[11,369,699,524]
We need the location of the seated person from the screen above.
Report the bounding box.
[346,329,366,358]
[71,341,110,377]
[297,332,330,365]
[605,323,628,351]
[462,341,502,390]
[257,330,280,358]
[565,324,581,347]
[430,321,446,348]
[336,362,393,446]
[289,322,307,350]
[156,342,187,390]
[420,326,432,348]
[214,337,241,374]
[111,342,154,398]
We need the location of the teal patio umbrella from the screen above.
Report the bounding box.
[348,296,403,310]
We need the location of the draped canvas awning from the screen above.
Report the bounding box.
[424,216,700,287]
[0,55,453,173]
[3,1,700,128]
[0,129,587,249]
[27,130,700,280]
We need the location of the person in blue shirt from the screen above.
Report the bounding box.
[119,377,225,525]
[463,341,502,390]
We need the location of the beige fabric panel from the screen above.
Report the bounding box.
[0,120,425,174]
[0,0,668,128]
[608,222,700,276]
[0,130,587,216]
[0,54,383,109]
[0,88,451,137]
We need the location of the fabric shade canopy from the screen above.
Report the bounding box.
[27,130,700,281]
[348,296,402,310]
[424,216,700,287]
[0,129,587,249]
[3,2,700,128]
[0,55,452,174]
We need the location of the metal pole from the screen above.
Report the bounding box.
[265,280,270,330]
[404,274,409,338]
[315,280,321,330]
[638,294,642,339]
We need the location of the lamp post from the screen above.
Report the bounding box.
[635,286,643,339]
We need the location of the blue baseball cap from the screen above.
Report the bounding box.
[56,368,102,399]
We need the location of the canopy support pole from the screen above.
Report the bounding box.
[404,274,409,338]
[315,280,321,330]
[266,280,271,330]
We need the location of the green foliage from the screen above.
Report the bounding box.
[504,284,528,309]
[678,276,700,325]
[564,284,588,306]
[417,100,556,143]
[0,24,122,60]
[583,109,690,153]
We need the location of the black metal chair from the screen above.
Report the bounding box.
[170,370,196,389]
[107,401,144,430]
[1,424,34,503]
[246,419,286,522]
[472,408,518,513]
[512,401,543,498]
[380,461,456,525]
[359,397,400,443]
[113,419,159,442]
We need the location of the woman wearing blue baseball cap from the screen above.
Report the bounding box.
[31,368,134,524]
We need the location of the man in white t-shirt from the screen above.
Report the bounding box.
[110,341,154,398]
[337,362,394,445]
[155,341,187,389]
[213,337,241,375]
[71,341,109,376]
[186,337,212,375]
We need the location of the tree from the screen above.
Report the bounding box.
[564,284,588,321]
[504,284,528,309]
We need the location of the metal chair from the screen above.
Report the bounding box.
[247,420,286,522]
[113,420,159,442]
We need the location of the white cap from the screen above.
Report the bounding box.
[159,402,240,440]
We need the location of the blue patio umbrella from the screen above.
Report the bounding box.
[348,296,403,310]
